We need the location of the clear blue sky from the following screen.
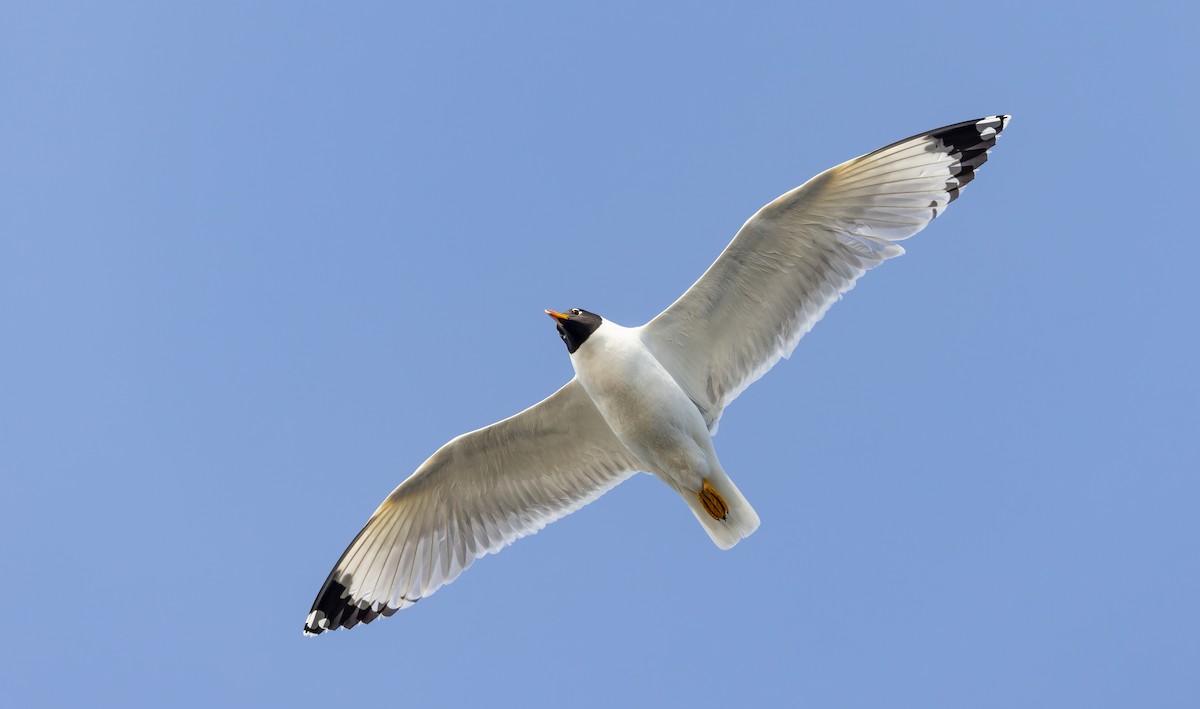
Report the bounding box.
[4,2,1197,707]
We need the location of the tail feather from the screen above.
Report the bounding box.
[680,473,760,550]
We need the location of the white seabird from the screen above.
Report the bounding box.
[304,115,1011,635]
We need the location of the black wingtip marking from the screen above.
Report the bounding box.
[304,576,352,635]
[304,572,418,636]
[930,115,1009,204]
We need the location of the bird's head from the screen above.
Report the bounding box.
[545,308,603,354]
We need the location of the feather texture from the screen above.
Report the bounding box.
[304,378,640,635]
[642,116,1010,431]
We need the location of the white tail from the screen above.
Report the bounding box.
[678,471,760,550]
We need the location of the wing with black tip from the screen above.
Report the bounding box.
[642,116,1010,431]
[304,377,640,635]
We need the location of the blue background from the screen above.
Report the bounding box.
[5,2,1197,707]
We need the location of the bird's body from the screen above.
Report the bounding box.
[569,319,760,549]
[304,115,1011,635]
[573,321,709,474]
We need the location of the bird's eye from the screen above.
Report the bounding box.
[571,309,582,315]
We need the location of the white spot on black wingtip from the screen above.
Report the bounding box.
[303,610,330,636]
[977,116,1004,130]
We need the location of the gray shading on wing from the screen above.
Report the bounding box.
[641,116,1010,431]
[304,377,641,635]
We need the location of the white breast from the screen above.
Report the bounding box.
[569,321,715,484]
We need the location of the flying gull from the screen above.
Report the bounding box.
[305,115,1011,635]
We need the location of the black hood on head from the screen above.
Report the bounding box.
[551,309,602,354]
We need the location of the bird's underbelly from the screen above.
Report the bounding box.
[576,354,714,487]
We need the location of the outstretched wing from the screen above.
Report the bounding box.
[641,116,1010,431]
[305,377,641,635]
